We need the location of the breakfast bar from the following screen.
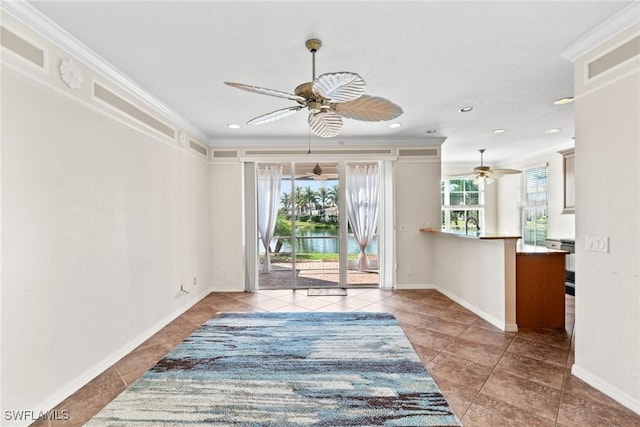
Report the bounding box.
[420,228,567,331]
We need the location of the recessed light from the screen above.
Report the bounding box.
[545,128,562,134]
[458,106,475,113]
[492,129,505,134]
[553,97,574,105]
[426,129,437,134]
[389,123,402,128]
[227,124,241,129]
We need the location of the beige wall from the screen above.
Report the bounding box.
[571,23,640,413]
[394,160,441,287]
[1,19,212,420]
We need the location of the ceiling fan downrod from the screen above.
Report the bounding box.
[305,39,322,81]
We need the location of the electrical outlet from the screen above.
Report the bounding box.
[586,235,609,253]
[400,224,408,232]
[193,277,197,286]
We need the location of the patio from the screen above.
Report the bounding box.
[259,260,379,289]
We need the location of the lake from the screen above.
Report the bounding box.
[263,229,378,254]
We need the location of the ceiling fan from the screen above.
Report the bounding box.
[224,39,403,137]
[468,149,521,184]
[302,163,339,181]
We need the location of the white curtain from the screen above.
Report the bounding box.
[345,163,379,271]
[257,165,282,273]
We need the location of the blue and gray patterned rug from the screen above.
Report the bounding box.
[88,312,460,426]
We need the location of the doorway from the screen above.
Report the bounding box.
[257,161,380,290]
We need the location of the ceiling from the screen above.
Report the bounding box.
[27,1,633,164]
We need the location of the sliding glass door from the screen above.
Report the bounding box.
[257,161,380,290]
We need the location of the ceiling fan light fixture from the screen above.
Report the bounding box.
[553,97,574,105]
[313,163,323,175]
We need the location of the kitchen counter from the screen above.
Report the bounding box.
[419,228,521,240]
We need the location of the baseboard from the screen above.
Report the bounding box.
[395,283,436,290]
[571,364,640,415]
[30,286,216,422]
[434,287,517,332]
[211,288,247,292]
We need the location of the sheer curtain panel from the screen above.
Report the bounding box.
[257,165,282,272]
[346,164,379,271]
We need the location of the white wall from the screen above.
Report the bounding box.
[1,21,212,422]
[395,160,441,287]
[210,162,245,291]
[571,23,640,414]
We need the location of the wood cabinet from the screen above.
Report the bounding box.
[516,252,566,329]
[559,148,575,214]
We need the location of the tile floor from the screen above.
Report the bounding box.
[33,289,640,426]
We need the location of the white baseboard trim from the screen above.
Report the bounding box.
[571,364,640,415]
[30,286,216,423]
[211,288,246,292]
[395,283,436,290]
[435,287,517,332]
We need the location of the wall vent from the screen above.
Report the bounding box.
[0,26,45,67]
[213,150,238,159]
[588,35,640,79]
[93,82,175,139]
[244,148,393,156]
[189,140,208,156]
[398,148,439,157]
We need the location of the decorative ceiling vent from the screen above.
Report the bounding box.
[244,148,393,156]
[588,35,640,79]
[0,26,45,67]
[213,150,239,158]
[189,140,208,156]
[398,148,439,157]
[93,82,175,139]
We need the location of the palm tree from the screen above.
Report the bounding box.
[280,192,292,217]
[317,187,329,212]
[327,184,339,207]
[294,187,305,215]
[304,186,317,214]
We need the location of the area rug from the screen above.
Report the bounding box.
[307,287,347,296]
[87,312,460,426]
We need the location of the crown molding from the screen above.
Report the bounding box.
[208,136,447,148]
[1,0,211,144]
[561,2,640,62]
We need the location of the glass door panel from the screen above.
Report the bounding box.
[293,162,341,289]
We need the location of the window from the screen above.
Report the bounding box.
[441,179,484,232]
[521,165,548,247]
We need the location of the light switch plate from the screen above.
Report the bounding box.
[586,235,609,253]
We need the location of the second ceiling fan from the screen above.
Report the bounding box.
[224,39,403,138]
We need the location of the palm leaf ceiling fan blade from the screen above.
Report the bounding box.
[247,105,303,125]
[224,39,402,137]
[312,72,365,102]
[224,82,305,102]
[332,95,403,121]
[489,168,522,176]
[308,110,343,138]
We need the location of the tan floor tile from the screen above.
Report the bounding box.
[443,337,506,367]
[495,352,566,390]
[462,393,556,427]
[480,369,562,421]
[458,324,515,350]
[405,325,456,352]
[506,336,570,367]
[427,353,493,394]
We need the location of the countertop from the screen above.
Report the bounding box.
[418,228,521,240]
[517,243,569,255]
